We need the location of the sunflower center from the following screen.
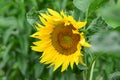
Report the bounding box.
[51,23,80,55]
[63,36,72,44]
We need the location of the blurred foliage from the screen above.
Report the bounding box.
[0,0,120,80]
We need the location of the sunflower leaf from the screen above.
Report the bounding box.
[35,63,44,78]
[87,17,111,35]
[97,0,120,28]
[77,64,88,70]
[109,72,120,80]
[26,8,42,27]
[89,31,120,56]
[88,0,109,15]
[73,0,93,12]
[17,55,27,75]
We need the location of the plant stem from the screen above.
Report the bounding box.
[83,49,87,80]
[85,9,88,21]
[89,59,96,80]
[83,71,86,80]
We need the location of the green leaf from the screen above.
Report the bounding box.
[109,72,120,80]
[26,8,44,27]
[73,0,93,12]
[16,35,29,55]
[65,72,76,80]
[88,0,109,15]
[0,42,14,69]
[0,69,4,76]
[77,64,88,70]
[17,55,27,75]
[26,10,38,27]
[97,0,120,28]
[35,63,44,78]
[73,8,85,21]
[0,17,17,27]
[89,31,120,56]
[87,17,111,35]
[3,28,14,44]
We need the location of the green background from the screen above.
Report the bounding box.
[0,0,120,80]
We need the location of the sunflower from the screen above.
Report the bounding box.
[31,8,91,72]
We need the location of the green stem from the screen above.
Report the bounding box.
[83,9,88,31]
[89,60,96,80]
[85,9,88,21]
[83,49,87,80]
[83,71,86,80]
[89,54,101,80]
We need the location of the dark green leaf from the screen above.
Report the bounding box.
[77,64,88,70]
[87,17,111,35]
[17,56,27,75]
[35,63,44,78]
[88,0,109,15]
[26,8,43,27]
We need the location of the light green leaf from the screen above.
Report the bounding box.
[0,17,17,27]
[97,1,120,28]
[73,0,93,12]
[89,31,120,56]
[109,72,120,80]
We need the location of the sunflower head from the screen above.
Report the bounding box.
[31,8,91,72]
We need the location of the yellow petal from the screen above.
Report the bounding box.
[31,40,51,52]
[31,46,43,52]
[31,31,50,39]
[83,42,91,47]
[40,47,53,63]
[30,32,41,39]
[39,16,47,25]
[40,13,49,19]
[40,46,58,64]
[79,56,86,66]
[61,56,69,72]
[72,30,79,34]
[80,32,91,47]
[77,21,87,29]
[74,53,79,65]
[44,51,57,64]
[69,55,74,69]
[60,10,67,18]
[47,8,62,18]
[53,54,64,71]
[36,22,44,27]
[67,16,78,29]
[34,22,44,31]
[40,13,55,23]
